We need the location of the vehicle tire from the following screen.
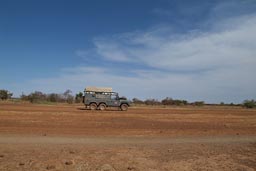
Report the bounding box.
[90,103,97,110]
[120,103,128,111]
[99,103,106,111]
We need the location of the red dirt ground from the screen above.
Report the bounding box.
[0,103,255,171]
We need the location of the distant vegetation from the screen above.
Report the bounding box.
[132,97,205,106]
[1,89,82,104]
[1,89,255,108]
[20,90,75,104]
[0,89,13,100]
[132,98,256,108]
[161,97,188,106]
[75,92,83,103]
[242,99,256,108]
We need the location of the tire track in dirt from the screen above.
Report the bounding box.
[0,135,255,145]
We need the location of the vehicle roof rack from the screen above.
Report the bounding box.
[85,87,113,93]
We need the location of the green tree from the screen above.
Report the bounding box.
[243,99,256,108]
[75,92,83,103]
[161,97,173,105]
[27,91,47,103]
[0,89,13,100]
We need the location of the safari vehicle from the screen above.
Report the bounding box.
[83,87,130,111]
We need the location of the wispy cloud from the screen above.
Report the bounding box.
[91,14,256,72]
[22,2,256,103]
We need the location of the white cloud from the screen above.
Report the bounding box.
[22,14,256,103]
[93,14,256,71]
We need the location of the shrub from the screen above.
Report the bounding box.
[0,89,13,100]
[75,92,83,103]
[20,93,29,101]
[161,97,188,106]
[20,90,75,104]
[144,99,161,105]
[161,97,173,105]
[132,98,144,105]
[193,101,205,106]
[243,100,256,108]
[47,93,60,102]
[66,95,74,104]
[63,89,74,104]
[27,91,47,103]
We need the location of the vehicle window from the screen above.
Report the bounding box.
[111,95,116,100]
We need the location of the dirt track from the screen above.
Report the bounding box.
[0,103,256,171]
[0,103,256,136]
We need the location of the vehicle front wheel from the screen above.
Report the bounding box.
[120,104,128,111]
[90,103,97,110]
[99,103,106,111]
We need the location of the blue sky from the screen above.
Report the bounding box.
[1,0,256,103]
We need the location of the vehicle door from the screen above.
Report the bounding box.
[110,93,119,107]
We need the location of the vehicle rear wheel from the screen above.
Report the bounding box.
[120,103,128,111]
[90,103,97,110]
[99,103,106,111]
